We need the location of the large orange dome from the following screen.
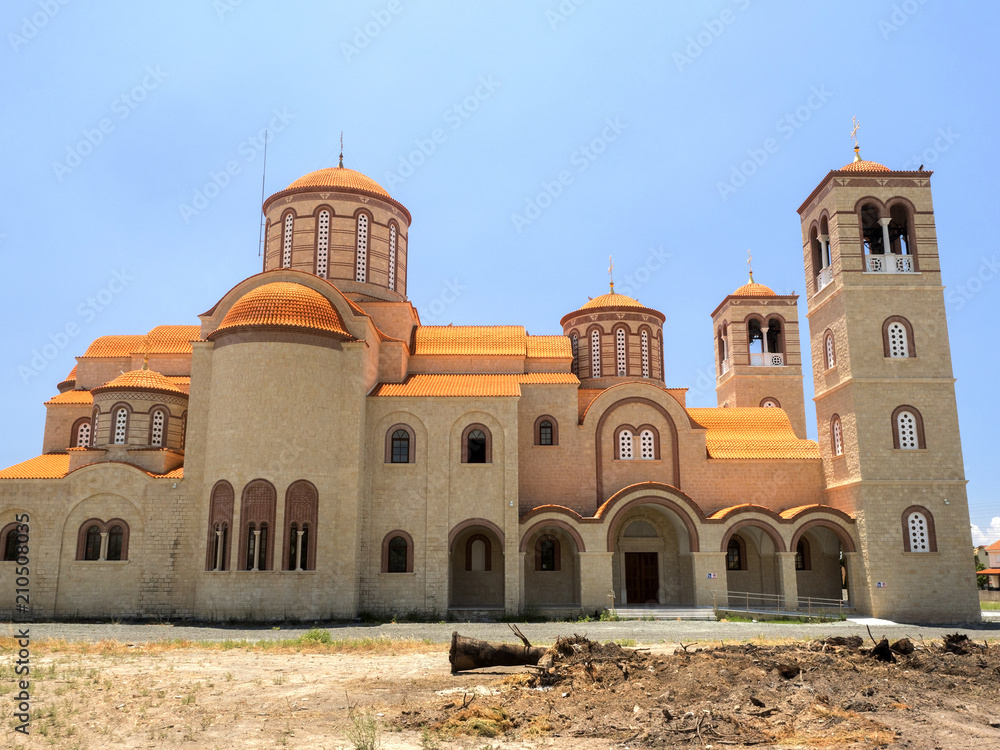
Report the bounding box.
[580,292,646,310]
[212,282,352,337]
[286,166,391,199]
[730,281,777,297]
[839,159,890,172]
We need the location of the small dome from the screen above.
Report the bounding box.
[731,281,777,297]
[839,159,890,172]
[580,292,645,310]
[213,282,352,337]
[93,369,187,396]
[286,167,391,199]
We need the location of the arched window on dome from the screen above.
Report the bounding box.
[282,212,294,269]
[91,408,100,447]
[72,417,91,448]
[113,406,129,444]
[149,408,168,448]
[388,223,397,291]
[617,428,634,460]
[657,330,665,382]
[590,329,601,378]
[355,212,369,282]
[641,329,650,378]
[570,332,579,375]
[615,327,627,376]
[315,209,330,278]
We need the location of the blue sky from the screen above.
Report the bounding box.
[2,0,998,543]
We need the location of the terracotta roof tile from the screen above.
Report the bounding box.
[581,292,645,310]
[687,407,820,460]
[985,540,1000,552]
[526,335,572,358]
[839,159,890,172]
[414,326,527,356]
[730,280,777,297]
[980,568,1000,575]
[708,503,771,520]
[779,504,824,519]
[93,369,188,396]
[82,334,148,358]
[371,373,579,398]
[285,167,391,198]
[159,467,184,479]
[65,365,78,380]
[45,390,94,405]
[81,326,199,358]
[0,453,71,479]
[212,282,353,338]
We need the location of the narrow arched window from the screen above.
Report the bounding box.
[282,212,294,269]
[388,223,397,291]
[538,420,553,446]
[84,525,102,561]
[75,420,91,448]
[726,537,743,571]
[616,328,627,376]
[907,511,929,552]
[391,429,410,463]
[180,411,187,451]
[3,526,20,561]
[795,538,810,570]
[113,407,128,444]
[537,536,560,571]
[897,410,918,449]
[591,329,601,377]
[465,534,491,571]
[467,429,487,463]
[832,416,844,456]
[106,525,124,561]
[570,333,579,374]
[639,429,655,460]
[618,429,634,460]
[207,480,234,571]
[316,210,330,278]
[355,213,369,282]
[388,536,408,573]
[92,409,100,446]
[825,332,836,369]
[888,322,908,358]
[150,409,166,447]
[641,330,649,378]
[283,480,318,571]
[240,479,276,571]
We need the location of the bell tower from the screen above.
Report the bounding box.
[711,270,807,438]
[798,140,979,623]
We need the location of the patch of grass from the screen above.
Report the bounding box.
[981,600,1000,610]
[614,638,637,647]
[298,627,333,645]
[716,611,846,624]
[599,609,621,621]
[346,706,382,750]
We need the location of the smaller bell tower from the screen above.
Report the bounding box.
[711,270,807,438]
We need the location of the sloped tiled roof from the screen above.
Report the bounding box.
[45,390,94,405]
[93,369,188,396]
[985,539,1000,552]
[286,167,391,198]
[526,335,572,358]
[687,407,820,460]
[64,365,78,380]
[371,373,579,398]
[82,334,148,358]
[0,453,71,479]
[81,326,199,358]
[160,467,184,479]
[414,326,527,356]
[212,282,353,338]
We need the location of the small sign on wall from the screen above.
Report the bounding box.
[876,581,888,588]
[706,573,718,579]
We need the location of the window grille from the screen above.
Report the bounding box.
[76,421,91,448]
[316,210,330,278]
[616,328,627,376]
[591,330,601,377]
[618,430,633,460]
[897,411,918,449]
[151,410,165,447]
[641,330,649,377]
[355,214,369,282]
[639,429,654,459]
[114,408,128,444]
[908,512,929,552]
[833,418,843,456]
[282,213,293,268]
[888,322,908,358]
[388,224,397,290]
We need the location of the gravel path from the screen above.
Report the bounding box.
[5,617,999,645]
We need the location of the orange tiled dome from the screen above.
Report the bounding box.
[580,292,646,310]
[839,159,890,172]
[286,167,391,199]
[213,282,352,337]
[93,369,187,396]
[731,281,777,297]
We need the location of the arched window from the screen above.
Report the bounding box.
[2,524,22,561]
[73,418,91,448]
[888,203,911,256]
[113,406,129,444]
[465,533,491,571]
[536,535,560,571]
[316,209,330,278]
[84,524,102,561]
[825,331,836,369]
[831,415,844,457]
[760,398,780,408]
[388,223,397,291]
[726,536,745,571]
[795,538,811,570]
[657,330,665,381]
[92,408,100,446]
[590,329,601,377]
[618,429,634,460]
[206,480,234,571]
[150,408,167,448]
[641,330,650,378]
[534,415,558,446]
[180,411,187,451]
[860,203,884,255]
[882,317,916,358]
[616,327,627,376]
[106,524,125,561]
[639,428,656,460]
[382,530,414,573]
[282,212,294,269]
[462,424,492,463]
[570,332,579,375]
[391,429,410,463]
[355,213,369,282]
[283,480,319,571]
[893,406,925,450]
[902,506,937,552]
[239,479,276,571]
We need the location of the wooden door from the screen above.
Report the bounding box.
[625,552,659,604]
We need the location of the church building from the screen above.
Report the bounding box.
[0,145,980,624]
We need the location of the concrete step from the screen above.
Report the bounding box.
[612,606,716,621]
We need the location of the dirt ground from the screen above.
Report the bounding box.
[3,633,1000,749]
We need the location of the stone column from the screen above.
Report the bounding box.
[818,234,830,267]
[578,551,614,612]
[689,552,727,607]
[295,529,305,571]
[99,532,109,561]
[250,529,261,572]
[776,552,799,611]
[878,217,892,257]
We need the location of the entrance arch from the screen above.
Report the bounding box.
[722,523,782,601]
[793,525,848,602]
[520,522,581,608]
[449,522,504,610]
[610,504,696,606]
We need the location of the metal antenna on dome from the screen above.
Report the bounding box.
[257,129,269,257]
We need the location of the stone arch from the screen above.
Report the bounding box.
[720,519,787,553]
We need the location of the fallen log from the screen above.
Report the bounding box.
[449,631,547,673]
